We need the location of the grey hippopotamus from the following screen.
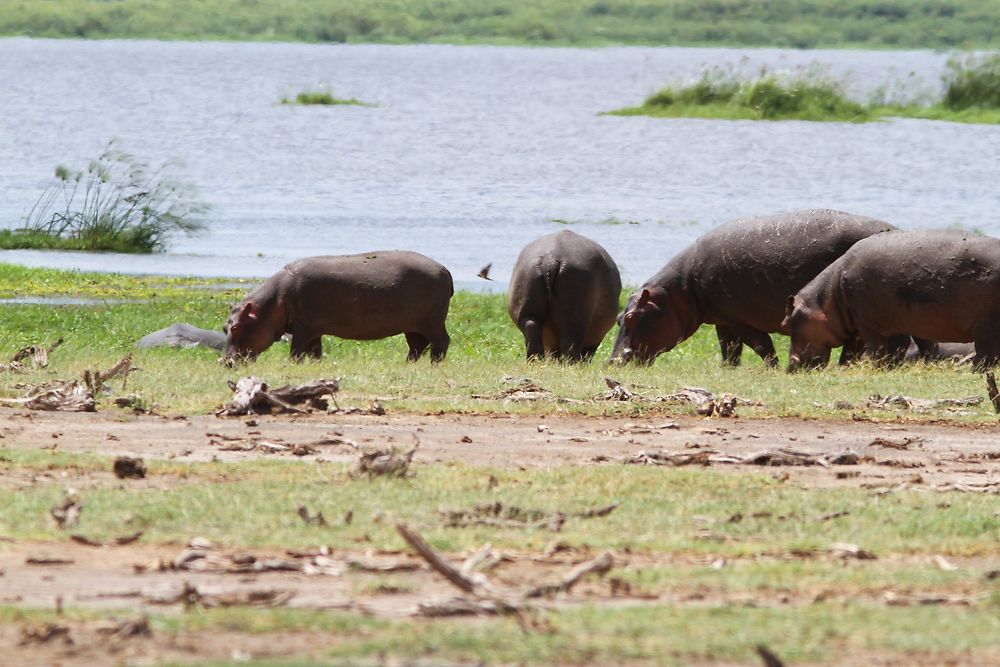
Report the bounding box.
[610,209,895,366]
[508,230,622,361]
[784,230,1000,371]
[137,323,226,351]
[225,251,453,362]
[905,341,976,364]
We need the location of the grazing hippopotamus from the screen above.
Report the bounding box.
[610,209,895,366]
[508,230,622,361]
[137,323,226,351]
[784,230,1000,371]
[224,251,453,362]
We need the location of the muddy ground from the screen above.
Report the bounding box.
[1,407,999,666]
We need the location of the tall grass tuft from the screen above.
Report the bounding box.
[942,53,1000,110]
[3,141,206,253]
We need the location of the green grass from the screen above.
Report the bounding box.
[0,262,994,420]
[4,453,999,555]
[280,90,373,107]
[3,0,1000,49]
[611,57,1000,124]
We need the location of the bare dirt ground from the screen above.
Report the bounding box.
[2,407,999,665]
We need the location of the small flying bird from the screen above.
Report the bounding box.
[477,263,493,280]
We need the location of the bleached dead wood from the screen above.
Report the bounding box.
[218,377,340,416]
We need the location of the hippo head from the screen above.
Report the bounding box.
[783,295,836,371]
[223,301,270,362]
[609,287,687,365]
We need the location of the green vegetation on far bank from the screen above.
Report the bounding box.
[610,55,1000,124]
[0,262,995,421]
[3,0,1000,50]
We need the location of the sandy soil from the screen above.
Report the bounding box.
[2,407,999,665]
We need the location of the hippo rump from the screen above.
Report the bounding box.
[508,230,622,361]
[784,230,1000,371]
[610,209,896,366]
[137,323,226,351]
[225,251,453,362]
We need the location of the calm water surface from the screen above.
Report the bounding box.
[1,38,999,290]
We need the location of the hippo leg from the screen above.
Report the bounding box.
[726,325,777,367]
[427,328,450,363]
[542,322,561,359]
[405,333,430,361]
[911,337,941,361]
[559,331,587,363]
[838,334,866,366]
[856,327,897,366]
[520,319,545,360]
[581,344,599,361]
[290,334,323,361]
[716,325,743,366]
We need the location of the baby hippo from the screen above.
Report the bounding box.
[784,230,1000,371]
[508,230,621,361]
[225,251,453,362]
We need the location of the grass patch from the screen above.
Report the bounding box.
[3,1,1000,49]
[611,58,1000,124]
[2,451,999,555]
[280,90,373,107]
[1,141,206,254]
[3,603,1000,666]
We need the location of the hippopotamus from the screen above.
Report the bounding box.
[224,251,453,362]
[610,209,896,366]
[137,323,226,351]
[508,230,621,361]
[904,341,976,364]
[784,230,1000,371]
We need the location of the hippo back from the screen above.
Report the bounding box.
[679,209,895,333]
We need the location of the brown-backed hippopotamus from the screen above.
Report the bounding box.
[784,230,1000,371]
[610,209,896,366]
[224,251,453,362]
[508,229,622,361]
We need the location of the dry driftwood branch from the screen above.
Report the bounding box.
[396,522,490,595]
[986,372,1000,414]
[5,338,63,372]
[218,377,340,416]
[523,551,614,598]
[85,354,134,393]
[1,382,96,412]
[867,393,982,411]
[50,490,82,529]
[70,530,144,547]
[355,439,418,478]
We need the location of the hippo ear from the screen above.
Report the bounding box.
[636,289,651,308]
[240,302,259,322]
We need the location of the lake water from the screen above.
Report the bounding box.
[1,38,999,290]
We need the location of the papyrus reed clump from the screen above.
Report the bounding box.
[7,141,206,253]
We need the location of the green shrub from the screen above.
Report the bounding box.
[4,141,206,254]
[280,90,372,106]
[943,53,1000,110]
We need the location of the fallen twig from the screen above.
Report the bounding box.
[355,439,418,478]
[4,338,63,373]
[986,372,1000,414]
[70,530,144,547]
[523,551,613,598]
